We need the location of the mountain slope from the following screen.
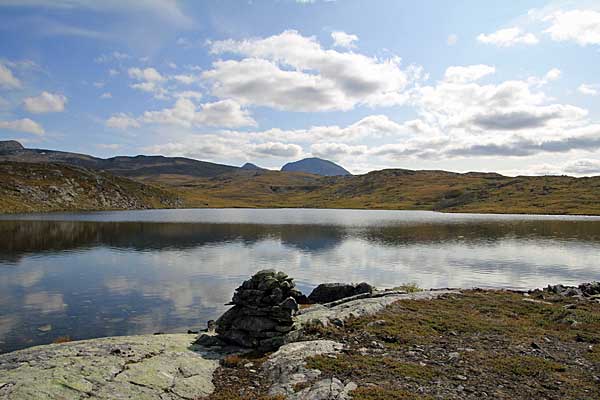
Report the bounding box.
[163,168,600,215]
[0,141,237,178]
[281,157,351,176]
[0,161,181,214]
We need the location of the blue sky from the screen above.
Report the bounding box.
[1,0,600,176]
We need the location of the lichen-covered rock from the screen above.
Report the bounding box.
[307,282,373,304]
[0,334,219,400]
[262,340,356,400]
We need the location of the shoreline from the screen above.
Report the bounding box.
[3,205,600,217]
[1,284,598,399]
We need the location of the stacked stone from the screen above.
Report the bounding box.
[215,270,303,351]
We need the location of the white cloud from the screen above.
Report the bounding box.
[0,118,44,135]
[562,159,600,175]
[172,74,198,85]
[578,84,599,96]
[23,92,67,113]
[543,9,600,46]
[331,31,358,48]
[174,90,203,100]
[128,67,164,82]
[100,92,112,99]
[477,27,539,47]
[447,34,458,46]
[545,68,561,81]
[443,65,496,83]
[310,142,368,160]
[108,68,119,76]
[252,142,303,158]
[106,113,140,130]
[140,98,255,129]
[205,30,414,112]
[0,63,21,89]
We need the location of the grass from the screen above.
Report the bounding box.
[146,168,600,215]
[3,161,600,215]
[350,387,434,400]
[303,290,600,399]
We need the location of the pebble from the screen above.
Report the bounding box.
[455,375,468,381]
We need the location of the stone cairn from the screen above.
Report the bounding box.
[200,269,306,352]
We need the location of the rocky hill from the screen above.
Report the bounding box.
[281,157,351,176]
[0,140,237,179]
[0,161,181,214]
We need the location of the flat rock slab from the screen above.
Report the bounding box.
[297,289,460,327]
[0,334,220,400]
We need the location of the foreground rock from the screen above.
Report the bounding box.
[535,281,600,299]
[0,334,219,400]
[263,340,356,400]
[206,270,304,352]
[307,282,373,304]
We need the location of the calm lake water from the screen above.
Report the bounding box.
[1,208,600,353]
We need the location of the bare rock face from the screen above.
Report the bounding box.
[212,270,305,352]
[307,282,373,304]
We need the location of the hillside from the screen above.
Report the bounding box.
[0,161,181,214]
[1,141,600,215]
[151,168,600,215]
[0,141,237,178]
[281,157,351,176]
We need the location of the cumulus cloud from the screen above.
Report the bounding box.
[331,31,358,48]
[128,67,164,82]
[578,84,599,96]
[100,92,112,99]
[252,142,303,158]
[23,92,67,113]
[443,65,495,83]
[0,63,21,88]
[310,142,368,160]
[141,98,255,129]
[477,27,539,47]
[106,113,140,130]
[205,30,414,111]
[0,118,44,135]
[543,9,600,46]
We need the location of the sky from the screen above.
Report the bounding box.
[0,0,600,176]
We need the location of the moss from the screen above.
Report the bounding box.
[392,283,423,293]
[351,386,433,400]
[488,355,566,377]
[306,354,435,381]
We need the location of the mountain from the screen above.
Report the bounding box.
[0,140,237,179]
[241,162,266,171]
[281,157,351,176]
[0,161,181,214]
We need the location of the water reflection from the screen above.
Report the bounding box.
[1,209,599,353]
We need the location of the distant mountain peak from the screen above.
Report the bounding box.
[0,140,25,153]
[241,162,265,171]
[281,157,351,176]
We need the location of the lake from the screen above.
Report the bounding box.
[1,208,600,353]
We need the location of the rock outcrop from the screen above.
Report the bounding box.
[308,282,373,304]
[539,282,600,298]
[209,270,305,351]
[0,334,219,400]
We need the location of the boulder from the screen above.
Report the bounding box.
[308,282,374,304]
